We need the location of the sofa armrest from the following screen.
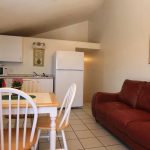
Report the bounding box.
[92,92,120,117]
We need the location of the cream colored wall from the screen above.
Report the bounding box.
[89,0,150,92]
[77,50,102,102]
[34,21,88,42]
[2,37,99,75]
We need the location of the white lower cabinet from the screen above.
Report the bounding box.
[5,78,53,93]
[5,79,12,87]
[35,79,53,92]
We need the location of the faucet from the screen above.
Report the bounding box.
[33,72,38,76]
[42,73,46,77]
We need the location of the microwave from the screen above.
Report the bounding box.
[0,66,7,76]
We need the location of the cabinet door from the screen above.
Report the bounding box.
[5,78,12,87]
[36,79,53,92]
[5,78,53,92]
[0,35,22,62]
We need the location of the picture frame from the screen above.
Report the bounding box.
[33,49,45,66]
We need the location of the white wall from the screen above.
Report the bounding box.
[34,21,89,42]
[2,37,99,75]
[89,0,150,92]
[76,49,102,102]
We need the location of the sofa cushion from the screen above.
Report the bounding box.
[107,109,150,132]
[118,80,146,107]
[126,121,150,149]
[96,102,130,118]
[136,82,150,112]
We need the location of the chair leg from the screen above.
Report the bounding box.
[34,129,41,150]
[61,130,68,150]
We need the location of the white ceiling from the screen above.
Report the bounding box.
[0,0,103,36]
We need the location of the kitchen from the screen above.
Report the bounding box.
[0,35,100,107]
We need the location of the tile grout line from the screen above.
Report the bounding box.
[79,107,108,149]
[69,120,85,150]
[81,105,121,149]
[72,106,108,149]
[82,104,130,150]
[66,106,119,149]
[39,103,129,150]
[81,105,117,149]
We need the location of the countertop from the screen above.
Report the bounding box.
[0,74,54,79]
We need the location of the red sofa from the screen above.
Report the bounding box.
[92,79,150,150]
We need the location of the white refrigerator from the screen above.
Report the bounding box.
[54,51,84,107]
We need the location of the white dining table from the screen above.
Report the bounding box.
[2,92,59,150]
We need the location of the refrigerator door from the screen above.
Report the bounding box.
[56,51,84,70]
[55,70,83,107]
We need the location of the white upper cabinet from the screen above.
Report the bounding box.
[0,35,23,62]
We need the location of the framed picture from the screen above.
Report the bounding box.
[33,49,45,66]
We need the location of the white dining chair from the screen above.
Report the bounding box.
[22,79,41,93]
[35,83,76,150]
[0,87,38,150]
[5,79,40,127]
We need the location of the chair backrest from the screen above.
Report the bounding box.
[0,88,38,150]
[22,79,41,93]
[58,83,76,129]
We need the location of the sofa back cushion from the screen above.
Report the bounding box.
[119,80,146,107]
[136,82,150,112]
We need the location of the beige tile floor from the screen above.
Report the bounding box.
[39,103,130,150]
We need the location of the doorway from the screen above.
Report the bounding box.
[76,48,101,104]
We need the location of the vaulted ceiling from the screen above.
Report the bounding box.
[0,0,103,36]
